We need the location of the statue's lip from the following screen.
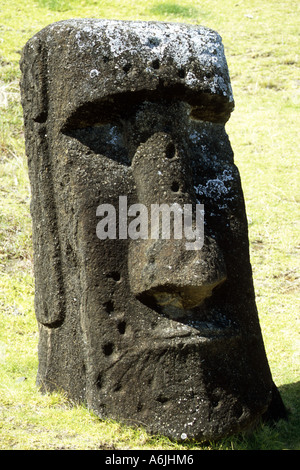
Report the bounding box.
[152,315,237,341]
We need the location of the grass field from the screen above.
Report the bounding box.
[0,0,299,450]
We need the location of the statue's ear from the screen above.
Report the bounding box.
[20,34,65,327]
[20,35,48,124]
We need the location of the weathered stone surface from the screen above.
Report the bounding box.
[20,19,286,441]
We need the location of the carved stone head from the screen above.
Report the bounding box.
[20,19,285,440]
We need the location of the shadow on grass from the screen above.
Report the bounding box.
[229,381,300,450]
[36,0,76,11]
[149,2,202,19]
[276,381,300,449]
[181,381,300,450]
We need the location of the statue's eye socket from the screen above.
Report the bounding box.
[62,92,149,131]
[64,124,130,166]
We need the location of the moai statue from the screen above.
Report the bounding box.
[20,19,286,441]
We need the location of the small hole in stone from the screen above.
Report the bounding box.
[165,142,176,159]
[152,59,160,69]
[104,300,114,313]
[107,271,121,281]
[117,320,126,335]
[123,63,132,74]
[113,382,122,392]
[137,401,143,412]
[171,181,180,192]
[103,342,114,356]
[156,394,169,404]
[96,374,102,389]
[178,68,186,78]
[147,37,161,48]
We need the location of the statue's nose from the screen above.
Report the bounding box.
[128,132,227,314]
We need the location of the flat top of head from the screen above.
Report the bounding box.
[44,18,226,69]
[20,19,234,127]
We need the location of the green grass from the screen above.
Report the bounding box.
[0,0,299,450]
